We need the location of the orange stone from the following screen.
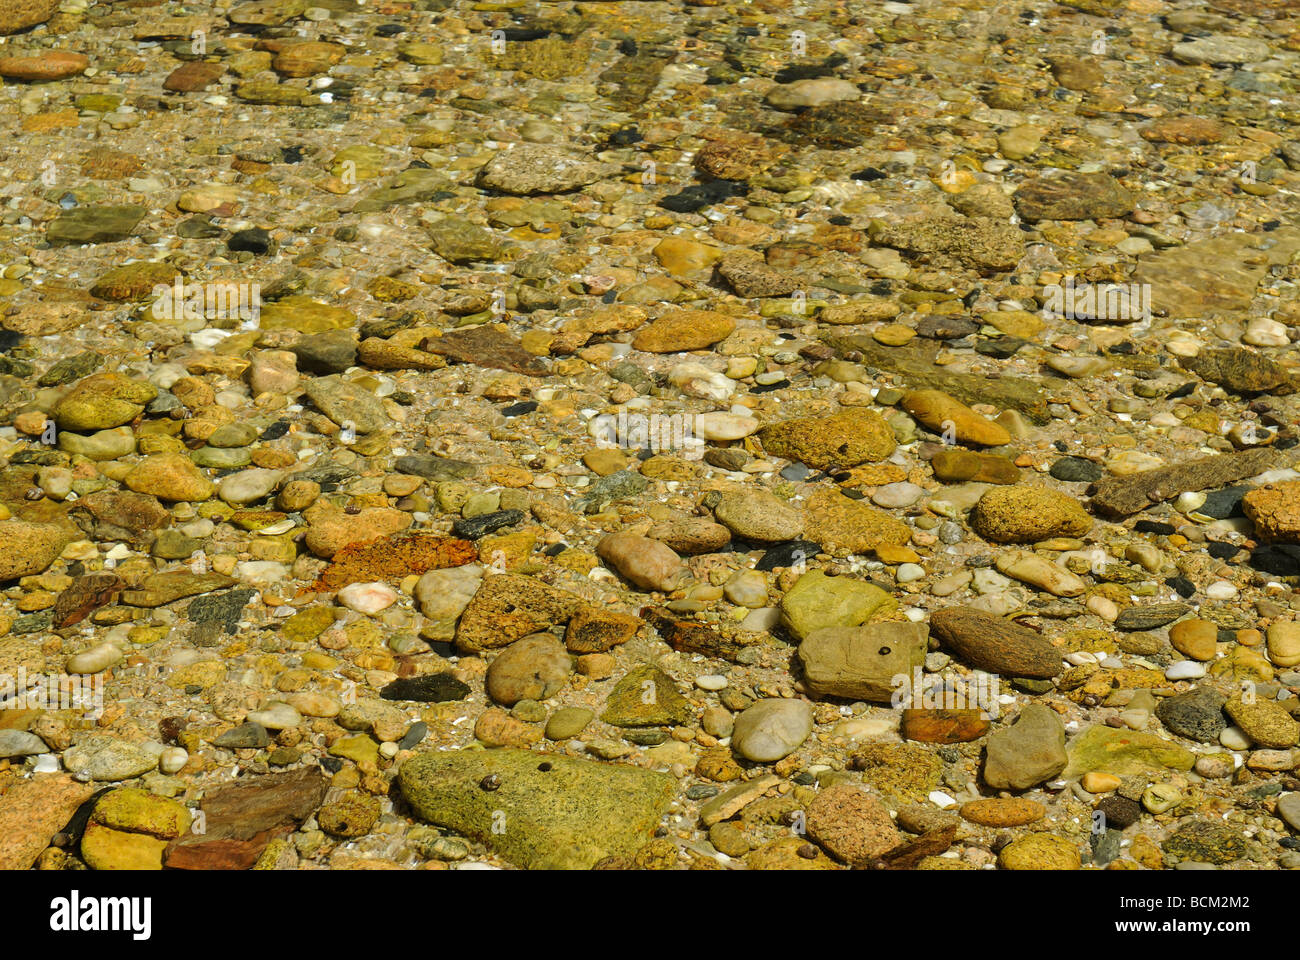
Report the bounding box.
[900,708,990,744]
[959,797,1046,827]
[309,534,477,593]
[0,51,89,81]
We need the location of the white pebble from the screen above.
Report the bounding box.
[1205,581,1238,600]
[1165,660,1206,680]
[338,582,399,615]
[1220,726,1251,751]
[696,675,728,691]
[896,563,924,583]
[159,747,188,774]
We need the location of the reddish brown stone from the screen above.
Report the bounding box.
[164,826,288,870]
[805,783,902,867]
[163,60,224,92]
[310,534,478,593]
[900,708,990,744]
[197,767,327,841]
[871,824,958,869]
[644,607,762,663]
[929,607,1063,679]
[52,572,122,628]
[1141,116,1232,145]
[80,148,145,180]
[0,52,88,81]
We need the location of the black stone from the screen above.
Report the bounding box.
[380,673,471,703]
[398,721,428,751]
[1199,485,1250,520]
[658,180,744,213]
[187,588,256,634]
[1250,546,1300,578]
[1156,685,1225,743]
[214,722,271,749]
[1206,541,1239,561]
[756,539,821,571]
[1166,576,1196,599]
[452,509,524,540]
[260,420,290,440]
[1134,520,1175,535]
[1050,457,1102,483]
[1096,795,1142,830]
[228,227,271,254]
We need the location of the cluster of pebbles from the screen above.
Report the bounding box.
[1,0,1300,870]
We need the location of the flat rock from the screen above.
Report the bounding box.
[799,622,928,702]
[1089,448,1283,518]
[983,703,1067,790]
[1062,725,1196,779]
[398,748,675,869]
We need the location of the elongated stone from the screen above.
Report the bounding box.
[1088,448,1283,519]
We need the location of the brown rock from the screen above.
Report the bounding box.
[51,573,122,628]
[930,448,1020,484]
[902,389,1011,446]
[970,486,1092,543]
[1169,619,1218,661]
[0,775,93,870]
[632,309,735,353]
[473,707,543,747]
[69,490,170,544]
[0,0,59,34]
[302,501,412,559]
[959,797,1045,827]
[0,520,71,581]
[805,783,902,866]
[1243,481,1300,544]
[1141,116,1232,145]
[197,767,327,841]
[647,517,732,554]
[0,52,89,81]
[485,634,572,706]
[565,606,640,653]
[901,709,990,743]
[930,607,1063,679]
[456,573,586,652]
[759,411,896,470]
[421,324,547,376]
[803,488,911,556]
[163,60,225,92]
[1090,448,1281,518]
